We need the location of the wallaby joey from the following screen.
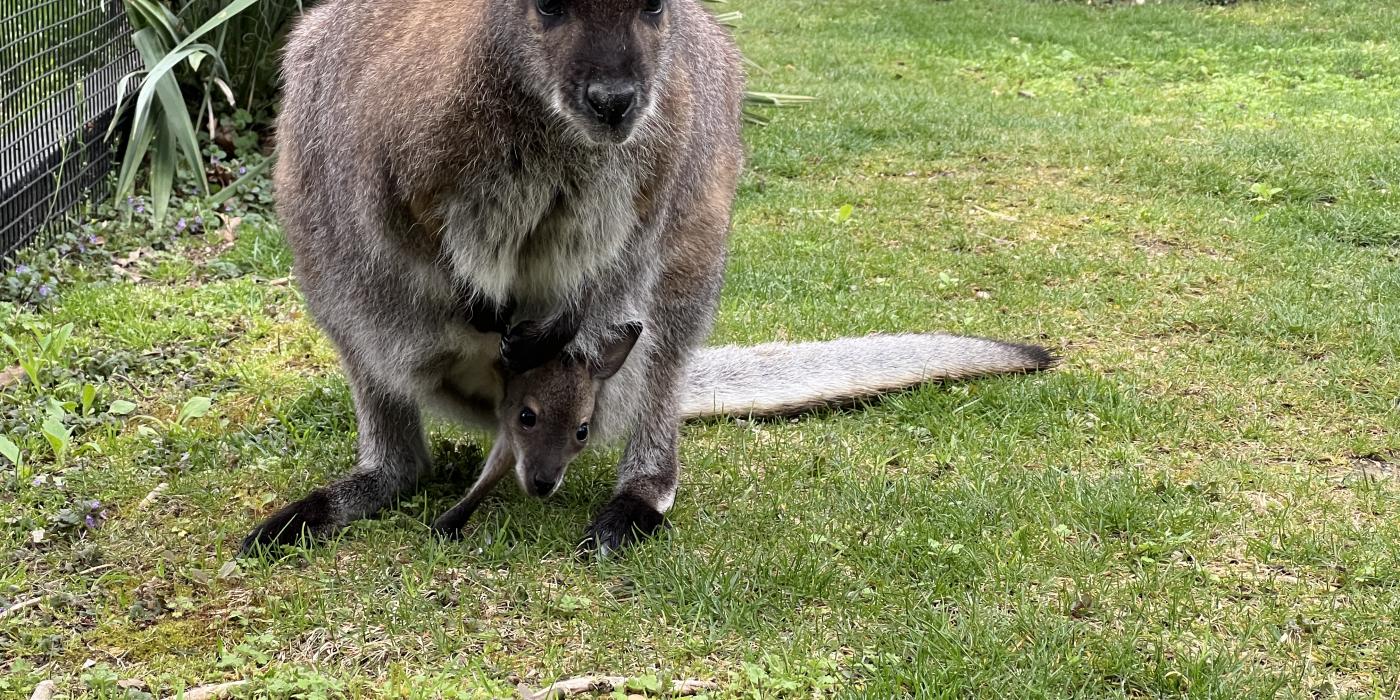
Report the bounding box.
[432,323,643,536]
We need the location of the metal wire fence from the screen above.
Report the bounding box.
[1,0,141,262]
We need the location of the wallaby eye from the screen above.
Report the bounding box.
[519,407,537,428]
[576,422,590,442]
[536,0,565,17]
[642,0,663,15]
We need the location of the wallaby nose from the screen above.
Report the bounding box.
[584,81,636,127]
[531,476,557,497]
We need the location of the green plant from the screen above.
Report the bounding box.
[79,663,121,692]
[184,0,304,107]
[253,666,347,700]
[0,320,139,473]
[129,395,214,443]
[1249,181,1284,203]
[2,322,74,390]
[111,0,262,224]
[0,434,28,482]
[39,400,72,467]
[79,382,96,416]
[175,395,213,426]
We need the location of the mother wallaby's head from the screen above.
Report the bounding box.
[499,0,677,144]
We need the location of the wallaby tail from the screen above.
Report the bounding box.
[680,333,1057,420]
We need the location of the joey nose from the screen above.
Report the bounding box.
[532,477,557,497]
[584,81,637,127]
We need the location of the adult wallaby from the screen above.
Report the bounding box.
[431,328,1054,537]
[242,0,746,555]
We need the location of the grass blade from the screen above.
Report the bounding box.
[712,10,742,27]
[106,69,145,140]
[744,91,817,108]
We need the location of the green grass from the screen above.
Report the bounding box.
[4,0,1400,697]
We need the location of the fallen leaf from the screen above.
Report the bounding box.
[162,680,249,700]
[111,265,143,282]
[217,215,242,250]
[0,365,24,388]
[217,560,240,580]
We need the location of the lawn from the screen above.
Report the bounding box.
[3,0,1399,697]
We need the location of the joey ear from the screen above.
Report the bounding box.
[591,322,642,379]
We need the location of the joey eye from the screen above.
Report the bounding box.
[536,0,564,17]
[642,0,663,15]
[576,422,590,442]
[519,407,537,428]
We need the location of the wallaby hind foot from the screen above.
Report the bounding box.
[241,382,430,555]
[239,488,337,553]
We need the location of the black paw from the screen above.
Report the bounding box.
[577,493,668,558]
[501,315,580,374]
[429,502,479,540]
[238,490,337,556]
[429,522,466,541]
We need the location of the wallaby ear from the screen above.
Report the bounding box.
[591,322,642,380]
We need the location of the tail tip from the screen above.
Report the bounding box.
[1012,341,1060,371]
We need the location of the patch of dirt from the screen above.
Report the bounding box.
[1342,454,1396,484]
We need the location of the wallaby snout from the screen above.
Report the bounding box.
[584,80,639,128]
[561,61,650,142]
[515,0,670,144]
[531,476,558,497]
[518,446,572,499]
[514,440,579,499]
[525,459,567,497]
